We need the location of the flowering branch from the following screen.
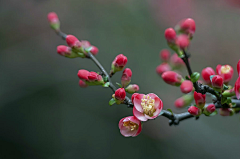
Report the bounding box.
[48,12,240,137]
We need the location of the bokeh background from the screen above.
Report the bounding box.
[1,0,240,158]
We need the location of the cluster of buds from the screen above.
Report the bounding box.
[78,70,104,87]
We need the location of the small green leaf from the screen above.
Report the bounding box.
[84,46,93,53]
[209,110,218,116]
[231,103,237,107]
[109,98,116,106]
[116,82,122,88]
[167,109,173,115]
[103,82,110,87]
[190,72,200,83]
[185,76,190,80]
[223,84,229,90]
[226,97,232,104]
[221,96,228,104]
[103,76,108,82]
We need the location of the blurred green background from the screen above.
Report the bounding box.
[1,0,240,158]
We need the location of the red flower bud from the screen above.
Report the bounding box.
[111,54,128,73]
[174,94,193,108]
[88,72,101,82]
[161,71,183,86]
[188,106,201,116]
[79,80,88,88]
[180,80,193,94]
[81,40,91,48]
[115,88,126,102]
[216,65,234,83]
[47,12,60,30]
[201,67,215,84]
[234,77,240,99]
[156,63,171,75]
[203,104,216,115]
[126,84,139,94]
[179,18,196,35]
[66,35,82,49]
[175,34,190,49]
[131,93,139,105]
[57,45,71,56]
[121,68,132,87]
[170,53,185,69]
[211,75,223,91]
[77,69,89,80]
[194,91,206,109]
[237,60,240,76]
[89,46,99,55]
[220,108,234,116]
[118,116,142,137]
[160,49,171,62]
[164,28,176,42]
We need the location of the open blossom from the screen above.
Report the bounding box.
[180,80,193,94]
[234,77,240,99]
[170,53,185,69]
[47,12,60,30]
[79,80,88,88]
[211,75,223,91]
[111,54,128,73]
[178,18,196,36]
[131,93,139,105]
[156,63,171,75]
[133,93,163,121]
[160,49,171,62]
[188,106,201,116]
[164,28,176,43]
[66,35,82,49]
[201,67,215,84]
[203,104,216,116]
[174,94,193,108]
[126,84,139,94]
[194,91,206,109]
[114,88,126,104]
[118,116,142,137]
[216,65,234,83]
[121,68,132,87]
[161,71,184,86]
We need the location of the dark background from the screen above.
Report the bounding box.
[1,0,240,158]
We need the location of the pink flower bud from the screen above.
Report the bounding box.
[174,94,193,108]
[219,108,234,116]
[111,54,128,73]
[170,53,185,69]
[88,72,103,82]
[164,28,176,42]
[156,63,171,75]
[121,68,132,87]
[89,46,99,55]
[234,77,240,99]
[47,12,60,30]
[188,106,201,116]
[180,80,193,94]
[179,18,196,35]
[126,84,139,94]
[81,40,91,48]
[203,104,216,116]
[194,91,206,109]
[79,80,88,88]
[77,69,89,80]
[131,93,139,105]
[161,71,183,86]
[118,116,142,137]
[66,35,82,49]
[133,93,163,121]
[175,34,190,49]
[57,45,79,58]
[211,75,223,91]
[201,67,215,84]
[160,49,171,62]
[115,88,126,102]
[237,60,240,76]
[216,65,234,84]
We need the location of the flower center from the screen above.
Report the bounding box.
[141,95,156,117]
[123,121,138,131]
[221,65,231,74]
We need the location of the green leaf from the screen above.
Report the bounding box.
[226,97,232,104]
[223,84,229,90]
[103,76,108,82]
[190,72,200,83]
[167,109,173,115]
[209,110,218,116]
[103,82,110,87]
[109,98,116,106]
[185,76,190,80]
[116,82,122,88]
[231,103,237,107]
[221,96,227,104]
[84,46,93,53]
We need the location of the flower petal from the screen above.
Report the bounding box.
[133,107,148,121]
[133,94,144,113]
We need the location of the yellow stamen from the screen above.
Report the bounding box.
[141,95,156,117]
[123,121,139,131]
[221,65,231,74]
